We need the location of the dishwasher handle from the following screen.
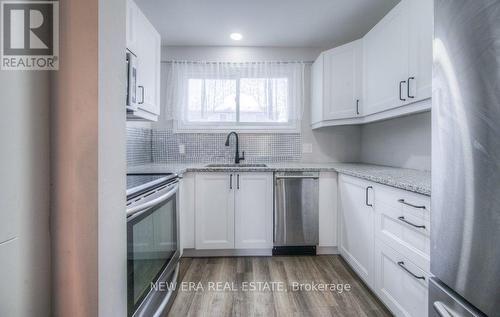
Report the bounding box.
[275,175,319,180]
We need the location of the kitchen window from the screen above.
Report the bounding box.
[164,61,305,132]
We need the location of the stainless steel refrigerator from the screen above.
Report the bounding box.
[431,1,500,316]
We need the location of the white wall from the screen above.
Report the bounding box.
[0,71,51,316]
[158,45,362,163]
[360,111,431,171]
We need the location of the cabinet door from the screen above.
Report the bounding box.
[339,175,375,288]
[323,40,363,119]
[363,0,409,115]
[135,9,161,117]
[126,0,139,54]
[375,240,429,317]
[310,54,324,124]
[179,173,195,250]
[407,0,433,103]
[195,173,235,249]
[235,173,273,249]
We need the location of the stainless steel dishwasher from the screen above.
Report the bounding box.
[273,171,319,255]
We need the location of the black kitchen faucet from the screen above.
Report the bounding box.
[225,131,245,164]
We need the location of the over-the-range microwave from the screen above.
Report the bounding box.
[126,50,139,112]
[126,50,157,121]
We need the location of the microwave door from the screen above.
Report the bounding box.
[126,52,138,111]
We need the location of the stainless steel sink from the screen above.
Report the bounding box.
[205,163,268,168]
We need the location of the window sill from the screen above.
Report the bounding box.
[173,122,301,134]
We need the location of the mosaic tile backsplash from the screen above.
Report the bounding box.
[127,128,152,166]
[127,127,302,165]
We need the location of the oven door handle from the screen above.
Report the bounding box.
[127,184,178,218]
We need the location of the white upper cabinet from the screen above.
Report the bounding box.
[363,0,409,116]
[311,40,363,125]
[311,0,432,128]
[310,54,324,125]
[135,11,161,116]
[126,0,161,121]
[407,0,433,103]
[234,173,273,249]
[323,40,363,120]
[126,0,139,54]
[364,0,433,115]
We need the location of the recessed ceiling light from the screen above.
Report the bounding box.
[230,33,243,41]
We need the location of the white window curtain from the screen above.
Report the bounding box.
[162,61,305,132]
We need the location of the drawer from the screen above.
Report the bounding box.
[375,184,431,220]
[375,199,430,271]
[375,240,429,317]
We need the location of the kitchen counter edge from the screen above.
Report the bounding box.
[128,163,431,196]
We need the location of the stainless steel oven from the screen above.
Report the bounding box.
[126,175,180,317]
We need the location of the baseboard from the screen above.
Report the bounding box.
[182,247,338,257]
[182,248,272,257]
[316,246,339,255]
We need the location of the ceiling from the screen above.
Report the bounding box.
[135,0,400,48]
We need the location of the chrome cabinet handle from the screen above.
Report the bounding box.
[397,261,425,280]
[398,216,426,229]
[138,85,145,104]
[398,199,426,209]
[399,81,406,101]
[356,99,360,115]
[365,186,373,207]
[407,77,415,99]
[237,174,240,189]
[230,174,233,189]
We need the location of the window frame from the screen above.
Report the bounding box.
[174,67,301,133]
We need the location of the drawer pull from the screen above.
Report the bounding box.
[398,216,426,229]
[397,261,425,280]
[398,199,426,209]
[365,186,373,207]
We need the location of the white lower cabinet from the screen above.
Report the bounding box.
[375,185,431,271]
[234,173,273,249]
[195,173,235,249]
[374,241,429,317]
[339,175,430,317]
[195,172,273,250]
[179,173,195,250]
[339,175,375,288]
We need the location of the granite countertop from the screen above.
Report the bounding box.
[128,162,431,196]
